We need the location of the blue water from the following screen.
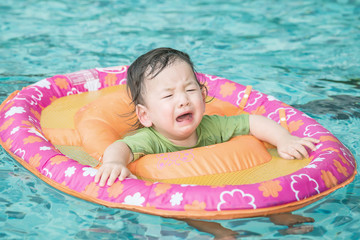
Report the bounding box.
[1,0,359,239]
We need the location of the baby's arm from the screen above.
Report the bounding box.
[249,115,320,159]
[94,141,136,187]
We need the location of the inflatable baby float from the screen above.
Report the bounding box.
[0,66,356,219]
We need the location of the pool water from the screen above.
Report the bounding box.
[1,0,359,239]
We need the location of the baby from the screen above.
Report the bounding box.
[94,48,318,238]
[94,47,319,187]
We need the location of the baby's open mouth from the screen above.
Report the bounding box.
[176,113,193,122]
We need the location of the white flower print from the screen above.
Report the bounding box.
[11,126,20,135]
[5,107,26,118]
[123,192,145,206]
[40,146,52,151]
[170,192,183,206]
[65,166,76,177]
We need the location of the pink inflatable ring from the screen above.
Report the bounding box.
[0,66,356,219]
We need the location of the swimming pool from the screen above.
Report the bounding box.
[1,0,359,239]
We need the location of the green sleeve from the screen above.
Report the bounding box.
[118,128,156,161]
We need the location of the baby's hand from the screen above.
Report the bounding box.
[94,163,136,187]
[277,135,320,160]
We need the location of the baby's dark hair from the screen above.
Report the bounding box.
[126,47,206,106]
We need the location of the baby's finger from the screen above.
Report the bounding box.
[305,137,320,143]
[290,148,303,160]
[278,151,294,160]
[118,168,131,181]
[295,145,309,159]
[107,169,121,186]
[98,169,111,187]
[301,139,318,151]
[94,168,103,183]
[304,137,320,146]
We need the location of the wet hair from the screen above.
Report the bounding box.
[126,47,207,128]
[127,47,206,106]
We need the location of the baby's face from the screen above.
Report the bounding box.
[136,60,206,146]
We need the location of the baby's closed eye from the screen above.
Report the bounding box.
[162,94,173,99]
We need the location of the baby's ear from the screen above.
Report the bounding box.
[201,87,207,102]
[136,104,152,127]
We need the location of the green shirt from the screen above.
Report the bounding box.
[120,114,250,161]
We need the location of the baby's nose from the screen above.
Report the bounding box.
[178,94,190,107]
[179,101,190,107]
